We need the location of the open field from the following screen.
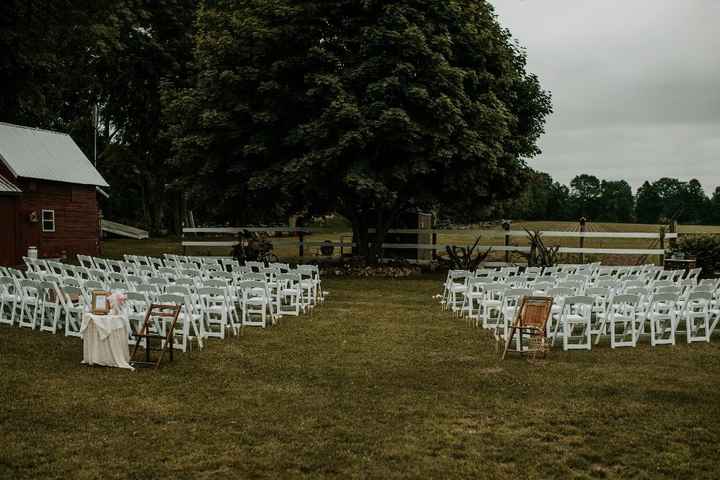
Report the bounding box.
[2,276,720,479]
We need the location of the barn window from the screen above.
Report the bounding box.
[41,209,56,232]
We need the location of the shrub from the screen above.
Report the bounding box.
[677,235,720,278]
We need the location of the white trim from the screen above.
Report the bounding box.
[41,209,56,233]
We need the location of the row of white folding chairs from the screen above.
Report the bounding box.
[0,274,293,354]
[20,256,324,308]
[446,274,719,323]
[2,268,315,334]
[469,286,718,351]
[442,268,709,313]
[71,255,325,304]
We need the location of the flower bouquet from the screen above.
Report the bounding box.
[109,291,128,315]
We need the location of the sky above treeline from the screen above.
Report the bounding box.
[491,0,720,193]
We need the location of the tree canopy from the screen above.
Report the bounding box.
[165,0,552,260]
[4,1,720,244]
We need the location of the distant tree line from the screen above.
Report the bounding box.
[494,170,720,225]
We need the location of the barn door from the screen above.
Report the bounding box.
[0,197,17,266]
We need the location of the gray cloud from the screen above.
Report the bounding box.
[491,0,720,192]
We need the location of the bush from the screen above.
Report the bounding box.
[677,235,720,278]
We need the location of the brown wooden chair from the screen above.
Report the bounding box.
[502,296,553,359]
[130,303,182,369]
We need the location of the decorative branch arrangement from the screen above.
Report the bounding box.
[522,229,560,268]
[440,235,493,271]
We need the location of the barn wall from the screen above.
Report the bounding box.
[15,179,100,263]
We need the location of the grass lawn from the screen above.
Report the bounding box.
[2,275,720,479]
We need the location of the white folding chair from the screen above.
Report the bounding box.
[647,293,680,346]
[606,294,641,348]
[556,296,595,351]
[678,291,712,343]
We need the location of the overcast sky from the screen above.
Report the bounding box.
[491,0,720,193]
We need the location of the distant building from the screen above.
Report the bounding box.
[0,122,109,266]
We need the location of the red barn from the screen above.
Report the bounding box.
[0,122,109,267]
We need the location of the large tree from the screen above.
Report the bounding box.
[598,179,634,223]
[165,0,552,261]
[569,174,602,220]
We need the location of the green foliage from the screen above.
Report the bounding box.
[164,0,552,260]
[636,177,711,224]
[0,0,198,234]
[570,174,602,219]
[677,235,720,278]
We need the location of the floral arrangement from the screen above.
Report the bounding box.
[109,292,127,314]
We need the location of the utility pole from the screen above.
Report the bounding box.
[93,103,98,166]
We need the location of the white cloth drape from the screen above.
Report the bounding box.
[80,313,134,370]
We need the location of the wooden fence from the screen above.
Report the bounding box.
[182,226,680,264]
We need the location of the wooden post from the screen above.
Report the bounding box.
[181,223,187,256]
[579,217,587,264]
[432,231,437,260]
[298,230,305,257]
[669,221,678,251]
[502,220,511,264]
[659,226,666,268]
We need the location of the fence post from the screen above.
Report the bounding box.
[182,224,187,256]
[669,221,678,251]
[659,226,666,267]
[502,220,511,264]
[579,217,587,264]
[298,230,305,257]
[432,231,437,260]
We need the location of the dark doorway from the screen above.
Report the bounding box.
[0,197,17,266]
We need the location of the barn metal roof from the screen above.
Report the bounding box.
[0,122,109,187]
[0,173,22,194]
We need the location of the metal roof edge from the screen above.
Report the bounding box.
[0,121,70,137]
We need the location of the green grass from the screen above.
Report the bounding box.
[2,276,720,478]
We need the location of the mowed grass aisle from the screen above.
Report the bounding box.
[2,276,720,479]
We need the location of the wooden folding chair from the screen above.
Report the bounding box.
[130,303,182,369]
[502,296,553,360]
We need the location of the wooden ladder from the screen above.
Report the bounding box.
[130,303,182,369]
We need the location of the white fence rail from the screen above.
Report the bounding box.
[182,226,678,262]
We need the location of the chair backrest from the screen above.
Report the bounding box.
[166,285,191,297]
[174,277,195,288]
[157,293,185,306]
[504,288,532,299]
[585,287,610,299]
[650,292,680,307]
[243,272,267,282]
[83,280,105,291]
[557,281,583,293]
[548,287,574,299]
[125,291,149,310]
[512,296,553,331]
[685,291,712,303]
[61,286,84,306]
[685,267,701,278]
[108,281,127,292]
[610,294,640,307]
[657,286,681,295]
[624,286,650,298]
[77,255,95,269]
